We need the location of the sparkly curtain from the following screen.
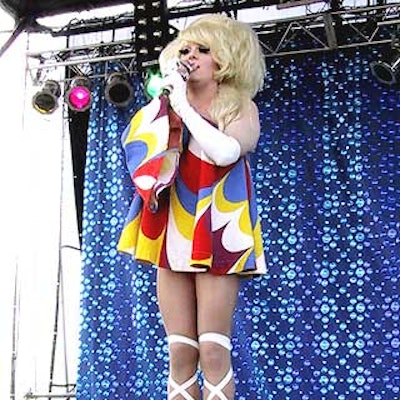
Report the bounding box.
[77,48,399,400]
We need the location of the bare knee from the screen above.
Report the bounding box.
[169,342,199,378]
[199,341,230,375]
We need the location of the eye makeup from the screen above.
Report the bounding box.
[178,45,211,55]
[199,46,210,54]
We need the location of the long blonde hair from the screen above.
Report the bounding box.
[159,14,265,129]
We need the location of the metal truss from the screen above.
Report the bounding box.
[26,1,400,82]
[27,38,136,85]
[254,2,400,57]
[24,391,76,399]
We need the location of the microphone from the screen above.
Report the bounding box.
[162,61,193,96]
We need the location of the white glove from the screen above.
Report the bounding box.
[161,69,189,116]
[161,58,191,114]
[179,104,242,166]
[162,62,241,167]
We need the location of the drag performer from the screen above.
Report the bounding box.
[118,14,266,399]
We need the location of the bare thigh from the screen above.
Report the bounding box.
[195,273,240,335]
[157,268,198,338]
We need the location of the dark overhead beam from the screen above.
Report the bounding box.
[168,0,283,19]
[0,0,132,20]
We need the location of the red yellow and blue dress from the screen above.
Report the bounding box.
[117,96,266,276]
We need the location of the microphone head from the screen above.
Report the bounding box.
[161,61,193,97]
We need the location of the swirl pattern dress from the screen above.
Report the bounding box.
[118,96,266,276]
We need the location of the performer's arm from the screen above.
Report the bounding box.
[164,70,260,166]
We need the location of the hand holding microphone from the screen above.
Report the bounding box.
[161,59,193,116]
[162,58,192,95]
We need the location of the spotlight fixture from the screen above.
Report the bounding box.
[370,37,400,85]
[66,76,92,112]
[134,0,173,71]
[105,72,133,108]
[32,80,61,114]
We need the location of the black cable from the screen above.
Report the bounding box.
[0,19,26,58]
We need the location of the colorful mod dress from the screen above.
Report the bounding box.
[117,96,266,276]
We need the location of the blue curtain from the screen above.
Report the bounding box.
[77,48,399,400]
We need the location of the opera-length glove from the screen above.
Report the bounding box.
[162,70,241,167]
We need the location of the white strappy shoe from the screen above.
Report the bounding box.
[199,332,234,400]
[168,334,199,400]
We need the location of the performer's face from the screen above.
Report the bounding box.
[178,42,218,84]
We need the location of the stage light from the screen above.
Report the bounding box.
[32,80,61,114]
[105,72,133,108]
[370,37,400,85]
[144,66,164,99]
[66,76,92,112]
[134,0,173,71]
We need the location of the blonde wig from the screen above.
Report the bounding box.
[159,14,265,129]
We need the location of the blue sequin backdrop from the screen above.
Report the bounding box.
[76,48,400,400]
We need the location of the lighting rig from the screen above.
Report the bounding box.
[29,1,400,115]
[370,25,400,85]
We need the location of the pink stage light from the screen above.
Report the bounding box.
[68,87,91,110]
[66,76,92,112]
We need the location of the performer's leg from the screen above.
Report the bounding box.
[196,274,240,400]
[157,269,200,400]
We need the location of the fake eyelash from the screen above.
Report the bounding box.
[178,47,210,55]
